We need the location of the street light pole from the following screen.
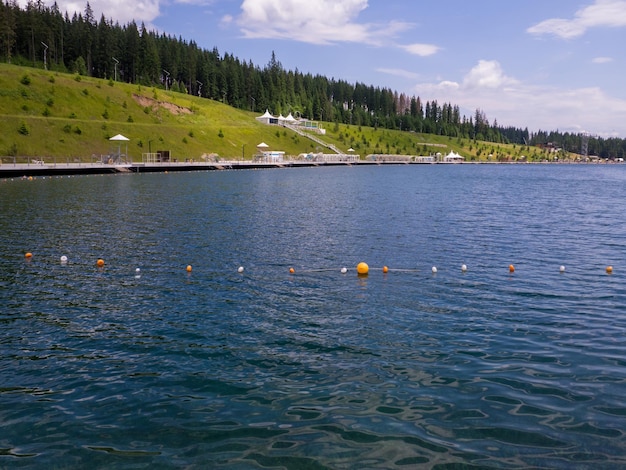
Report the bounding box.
[41,42,48,70]
[163,69,170,90]
[112,57,119,81]
[242,144,245,161]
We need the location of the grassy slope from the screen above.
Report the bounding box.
[0,63,557,162]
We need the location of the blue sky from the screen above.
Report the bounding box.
[27,0,626,137]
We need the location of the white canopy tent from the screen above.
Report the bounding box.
[444,151,464,163]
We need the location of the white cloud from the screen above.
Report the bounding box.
[399,43,440,57]
[592,56,614,63]
[414,60,626,137]
[527,0,626,39]
[17,0,160,25]
[462,60,518,89]
[235,0,412,45]
[377,68,420,80]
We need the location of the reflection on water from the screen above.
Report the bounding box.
[1,165,626,468]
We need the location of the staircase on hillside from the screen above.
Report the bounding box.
[282,123,342,154]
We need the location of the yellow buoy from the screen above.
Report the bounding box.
[606,266,613,274]
[289,267,295,274]
[509,264,515,273]
[186,265,192,272]
[356,262,369,275]
[96,259,105,267]
[24,252,33,259]
[382,266,389,273]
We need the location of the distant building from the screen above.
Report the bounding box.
[256,109,325,134]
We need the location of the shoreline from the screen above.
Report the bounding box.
[0,158,617,179]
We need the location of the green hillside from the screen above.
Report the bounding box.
[0,63,561,163]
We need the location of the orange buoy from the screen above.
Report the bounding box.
[289,267,295,274]
[606,266,613,274]
[24,252,33,259]
[382,266,389,273]
[186,265,192,272]
[356,262,369,275]
[96,259,105,267]
[509,264,515,273]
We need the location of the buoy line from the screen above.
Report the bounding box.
[19,253,618,278]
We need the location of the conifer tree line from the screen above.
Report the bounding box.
[2,1,625,158]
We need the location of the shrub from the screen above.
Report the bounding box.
[18,122,29,135]
[20,74,31,85]
[127,115,133,122]
[62,124,72,133]
[82,88,89,96]
[218,129,224,138]
[46,98,54,107]
[102,109,109,119]
[73,126,82,135]
[42,107,51,117]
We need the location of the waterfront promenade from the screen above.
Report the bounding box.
[0,157,426,178]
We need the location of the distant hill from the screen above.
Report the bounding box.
[0,63,578,163]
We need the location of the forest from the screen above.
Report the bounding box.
[1,0,625,159]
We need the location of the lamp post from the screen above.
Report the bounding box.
[112,57,119,81]
[242,144,245,161]
[163,69,170,90]
[196,80,202,97]
[41,42,48,70]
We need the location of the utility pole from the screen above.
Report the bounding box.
[41,42,48,70]
[112,57,119,81]
[196,80,202,97]
[163,70,170,90]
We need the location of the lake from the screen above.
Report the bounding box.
[1,164,626,469]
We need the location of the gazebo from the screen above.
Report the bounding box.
[109,134,130,163]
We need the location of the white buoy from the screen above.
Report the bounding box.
[432,266,438,274]
[341,267,347,274]
[238,266,244,273]
[461,264,467,272]
[60,255,68,264]
[136,267,141,273]
[559,265,565,273]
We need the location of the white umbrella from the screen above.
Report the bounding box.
[109,134,130,162]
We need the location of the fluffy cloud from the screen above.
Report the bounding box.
[415,60,626,137]
[527,0,626,38]
[236,0,412,45]
[17,0,160,25]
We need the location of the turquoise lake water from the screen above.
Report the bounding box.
[1,164,626,469]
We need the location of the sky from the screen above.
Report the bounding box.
[23,0,626,137]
